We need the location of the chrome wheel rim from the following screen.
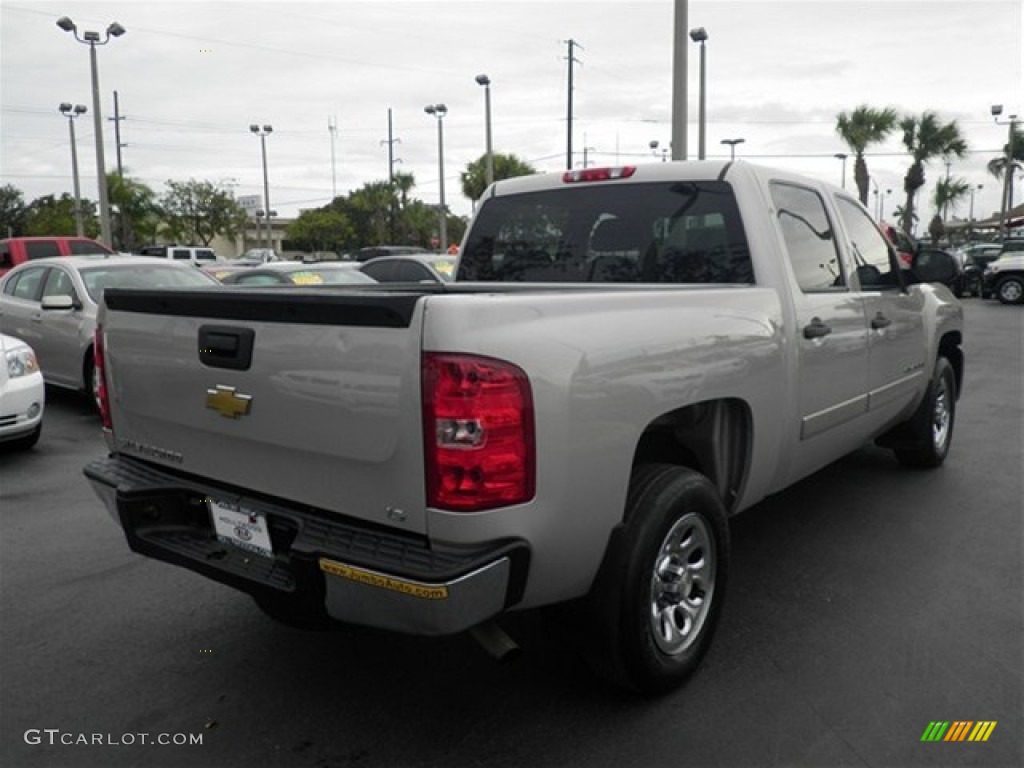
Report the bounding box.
[932,375,952,452]
[649,512,715,655]
[1000,280,1022,303]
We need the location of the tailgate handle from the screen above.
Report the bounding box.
[198,326,254,370]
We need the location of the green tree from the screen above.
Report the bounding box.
[160,179,247,246]
[835,105,899,205]
[286,208,354,253]
[0,184,29,237]
[460,153,536,203]
[927,214,945,244]
[24,193,98,237]
[898,112,968,235]
[107,171,160,250]
[343,181,398,246]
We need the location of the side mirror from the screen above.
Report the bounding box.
[41,294,76,311]
[910,248,958,285]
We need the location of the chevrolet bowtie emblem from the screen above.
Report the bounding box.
[205,385,252,419]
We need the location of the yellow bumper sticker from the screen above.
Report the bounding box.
[319,558,449,600]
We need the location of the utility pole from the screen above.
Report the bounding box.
[328,115,338,200]
[381,108,403,241]
[110,90,125,177]
[565,39,582,170]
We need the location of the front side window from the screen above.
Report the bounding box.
[834,196,901,289]
[458,180,753,285]
[42,267,76,300]
[770,181,845,292]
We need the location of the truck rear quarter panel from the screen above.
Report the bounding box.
[421,286,786,607]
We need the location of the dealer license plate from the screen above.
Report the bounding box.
[209,500,274,558]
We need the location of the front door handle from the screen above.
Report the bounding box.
[803,317,832,340]
[871,312,892,330]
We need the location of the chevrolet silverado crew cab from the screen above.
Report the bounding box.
[84,161,963,694]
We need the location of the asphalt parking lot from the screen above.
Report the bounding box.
[1,299,1021,768]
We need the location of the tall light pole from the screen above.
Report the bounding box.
[250,124,273,249]
[992,104,1019,239]
[689,27,708,160]
[475,74,494,188]
[59,103,87,237]
[721,137,744,160]
[834,152,848,189]
[969,183,983,240]
[671,0,688,160]
[880,188,892,221]
[424,104,448,252]
[56,16,125,248]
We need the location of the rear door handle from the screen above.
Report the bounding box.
[803,317,832,340]
[871,312,892,330]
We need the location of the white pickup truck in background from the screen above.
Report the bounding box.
[85,161,963,694]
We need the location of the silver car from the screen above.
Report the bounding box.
[0,255,218,403]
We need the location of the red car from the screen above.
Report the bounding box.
[0,236,115,276]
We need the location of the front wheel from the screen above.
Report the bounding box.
[995,275,1024,305]
[893,356,957,468]
[583,464,730,695]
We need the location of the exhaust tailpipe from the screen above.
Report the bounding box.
[469,620,520,662]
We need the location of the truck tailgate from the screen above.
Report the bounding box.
[100,288,430,534]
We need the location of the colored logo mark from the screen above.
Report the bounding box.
[921,721,996,742]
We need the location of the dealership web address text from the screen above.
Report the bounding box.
[25,729,203,746]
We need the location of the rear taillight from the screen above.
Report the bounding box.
[562,166,636,183]
[94,326,111,430]
[422,353,535,512]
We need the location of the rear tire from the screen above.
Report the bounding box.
[580,464,730,695]
[893,356,956,468]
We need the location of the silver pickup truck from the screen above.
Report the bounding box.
[84,161,963,694]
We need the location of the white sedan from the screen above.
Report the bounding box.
[0,333,44,450]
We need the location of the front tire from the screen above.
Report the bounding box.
[893,356,956,468]
[583,464,730,695]
[995,275,1024,305]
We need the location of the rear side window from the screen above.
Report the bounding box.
[196,250,216,262]
[26,240,61,259]
[68,239,114,255]
[458,180,753,284]
[770,181,845,291]
[9,267,48,300]
[172,250,191,260]
[0,242,11,269]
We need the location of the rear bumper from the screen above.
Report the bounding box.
[84,455,529,635]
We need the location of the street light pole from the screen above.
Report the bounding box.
[475,75,494,188]
[689,27,708,160]
[250,124,273,250]
[720,137,744,160]
[425,104,448,252]
[59,103,87,237]
[992,104,1018,239]
[56,16,125,248]
[834,152,848,189]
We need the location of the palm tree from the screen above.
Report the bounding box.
[987,130,1024,227]
[933,176,970,223]
[835,105,899,205]
[897,112,968,235]
[891,205,918,234]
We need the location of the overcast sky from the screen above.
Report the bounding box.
[1,0,1021,231]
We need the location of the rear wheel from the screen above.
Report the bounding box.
[580,464,730,695]
[995,275,1024,305]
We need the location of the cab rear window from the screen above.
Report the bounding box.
[457,181,753,285]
